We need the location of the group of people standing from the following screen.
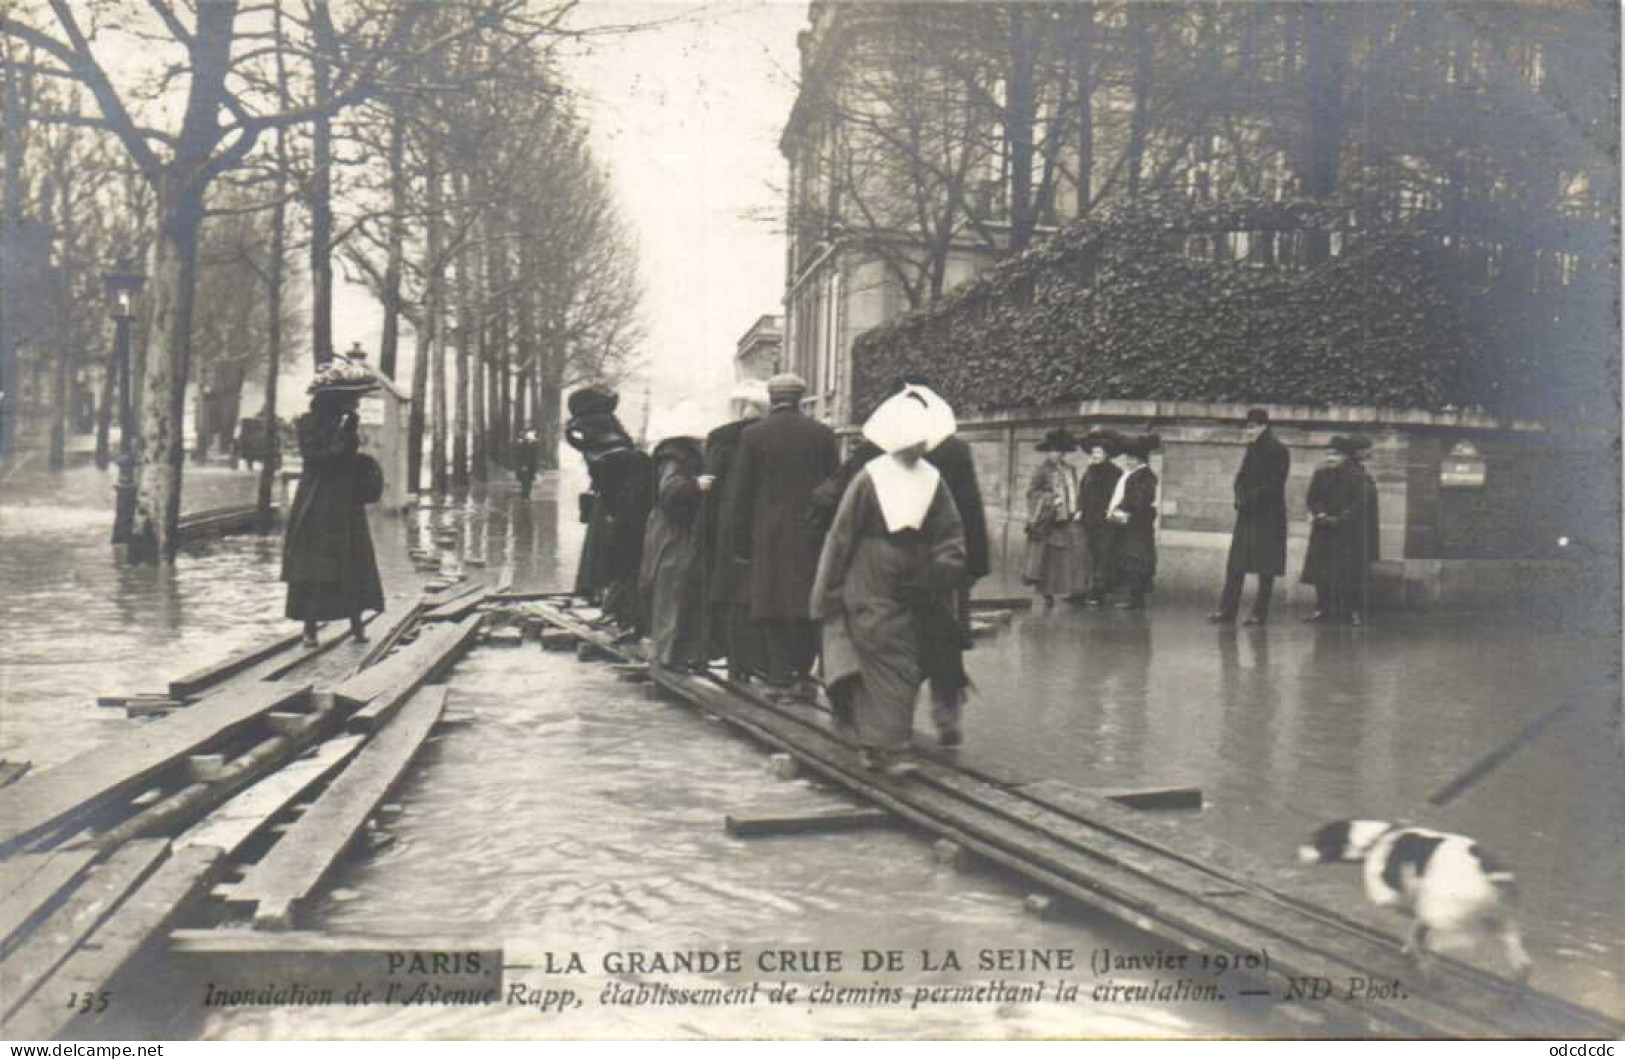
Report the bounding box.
[1020,406,1380,625]
[1022,427,1162,610]
[566,373,991,777]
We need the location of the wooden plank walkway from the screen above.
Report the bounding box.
[229,687,449,929]
[0,682,312,854]
[0,839,170,1026]
[175,736,366,858]
[523,602,1620,1038]
[4,846,222,1041]
[0,850,98,957]
[337,615,481,731]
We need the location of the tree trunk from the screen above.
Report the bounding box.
[259,1,290,522]
[1005,5,1037,252]
[472,315,487,481]
[428,165,448,495]
[48,169,74,472]
[0,53,24,464]
[408,316,428,493]
[1303,5,1349,265]
[1074,3,1094,215]
[539,342,563,472]
[1127,3,1152,198]
[308,1,336,366]
[452,260,470,490]
[131,176,204,561]
[378,98,407,379]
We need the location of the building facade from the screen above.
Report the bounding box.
[733,314,783,382]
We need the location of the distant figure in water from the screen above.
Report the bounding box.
[281,357,385,646]
[514,429,540,500]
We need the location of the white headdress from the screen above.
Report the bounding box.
[861,388,945,532]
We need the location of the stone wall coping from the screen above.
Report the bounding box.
[954,399,1561,435]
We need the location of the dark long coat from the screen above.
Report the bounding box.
[703,418,754,607]
[1226,430,1290,575]
[1078,460,1123,589]
[1300,461,1381,587]
[578,447,653,626]
[282,412,384,620]
[812,437,990,581]
[731,405,839,619]
[1107,467,1159,580]
[639,457,708,667]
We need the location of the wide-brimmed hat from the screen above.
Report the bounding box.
[1078,428,1123,456]
[306,356,379,395]
[568,386,618,418]
[564,412,632,454]
[1244,408,1270,425]
[1328,435,1361,456]
[651,435,705,474]
[1035,427,1077,453]
[1120,433,1161,460]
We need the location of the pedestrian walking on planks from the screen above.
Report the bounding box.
[812,386,968,776]
[1076,430,1124,606]
[1210,409,1290,626]
[565,386,653,637]
[639,436,710,670]
[730,373,839,698]
[1102,434,1161,609]
[514,429,540,500]
[282,357,385,646]
[702,382,770,681]
[1022,429,1088,607]
[1302,435,1380,625]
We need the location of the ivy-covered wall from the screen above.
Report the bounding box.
[850,197,1614,425]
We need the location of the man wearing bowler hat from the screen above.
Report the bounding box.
[730,372,839,697]
[1209,408,1290,626]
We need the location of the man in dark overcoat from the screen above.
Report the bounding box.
[731,372,839,692]
[702,383,769,680]
[514,429,539,500]
[1210,408,1290,625]
[1301,435,1380,625]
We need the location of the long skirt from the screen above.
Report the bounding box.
[1023,523,1089,596]
[820,601,922,753]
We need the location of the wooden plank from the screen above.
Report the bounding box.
[0,850,98,956]
[355,602,427,672]
[425,589,488,622]
[724,808,893,837]
[4,845,222,1041]
[339,617,474,730]
[0,683,311,854]
[648,669,1510,1038]
[169,631,306,698]
[0,762,31,787]
[167,929,502,998]
[0,839,170,1025]
[1090,785,1204,811]
[231,687,449,929]
[175,735,366,857]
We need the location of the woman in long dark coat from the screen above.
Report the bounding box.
[565,388,653,634]
[702,386,769,678]
[1301,435,1380,624]
[282,361,385,645]
[639,436,710,669]
[811,389,967,777]
[1104,434,1160,609]
[1077,431,1124,605]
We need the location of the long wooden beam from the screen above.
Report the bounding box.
[228,687,449,930]
[0,683,312,855]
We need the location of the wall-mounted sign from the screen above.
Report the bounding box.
[1440,440,1487,490]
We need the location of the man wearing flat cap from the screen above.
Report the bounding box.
[730,372,839,696]
[1210,408,1290,625]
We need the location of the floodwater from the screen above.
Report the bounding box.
[2,461,1619,1037]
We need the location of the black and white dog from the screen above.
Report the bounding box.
[1298,819,1532,990]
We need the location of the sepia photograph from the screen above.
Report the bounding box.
[0,0,1619,1042]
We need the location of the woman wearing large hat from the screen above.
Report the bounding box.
[281,357,385,645]
[564,385,651,633]
[1076,429,1125,605]
[1022,428,1089,606]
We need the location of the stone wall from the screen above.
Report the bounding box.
[946,399,1616,614]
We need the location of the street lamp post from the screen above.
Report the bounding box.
[105,261,145,545]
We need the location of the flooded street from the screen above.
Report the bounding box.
[2,462,1620,1036]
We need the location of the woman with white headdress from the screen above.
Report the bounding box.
[809,387,968,776]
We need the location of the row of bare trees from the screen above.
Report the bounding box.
[2,0,644,561]
[791,2,1615,309]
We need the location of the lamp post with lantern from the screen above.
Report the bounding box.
[104,261,145,545]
